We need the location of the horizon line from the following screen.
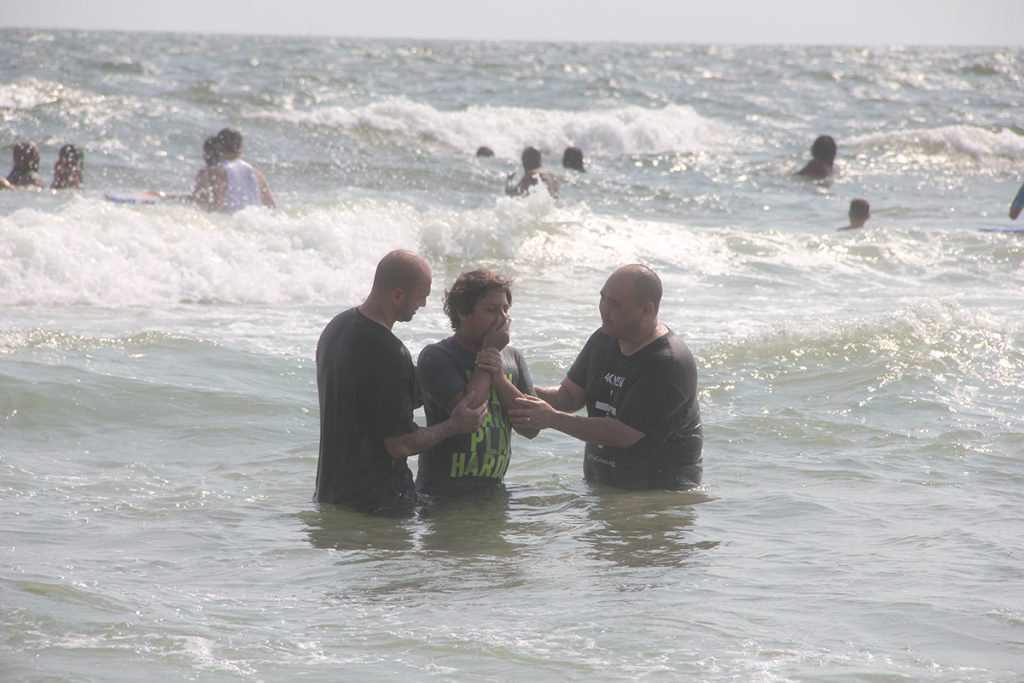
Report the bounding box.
[0,24,1020,49]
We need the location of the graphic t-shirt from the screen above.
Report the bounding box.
[416,337,535,495]
[314,308,419,512]
[567,328,703,490]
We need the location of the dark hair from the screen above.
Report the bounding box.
[811,135,837,165]
[849,198,870,218]
[562,146,584,172]
[475,146,494,157]
[203,136,221,166]
[443,269,512,330]
[58,144,82,167]
[12,141,40,172]
[521,146,542,171]
[51,143,83,189]
[216,128,243,155]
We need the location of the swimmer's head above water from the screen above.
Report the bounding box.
[811,135,837,165]
[797,135,837,180]
[562,146,585,172]
[12,141,40,174]
[521,146,542,172]
[215,128,243,159]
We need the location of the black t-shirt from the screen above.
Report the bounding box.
[567,328,703,490]
[314,307,419,512]
[416,337,535,495]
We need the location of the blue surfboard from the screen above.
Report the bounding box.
[979,226,1024,234]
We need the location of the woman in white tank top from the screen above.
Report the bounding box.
[220,158,263,213]
[209,128,275,213]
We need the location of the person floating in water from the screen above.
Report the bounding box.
[1009,179,1024,220]
[506,146,559,199]
[208,128,275,212]
[839,198,870,231]
[476,146,495,158]
[6,141,45,189]
[50,144,83,190]
[797,135,837,180]
[562,146,585,172]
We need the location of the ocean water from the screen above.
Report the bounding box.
[2,30,1023,681]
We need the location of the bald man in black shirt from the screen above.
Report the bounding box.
[510,265,703,490]
[314,250,486,513]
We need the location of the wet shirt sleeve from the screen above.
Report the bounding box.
[417,343,467,416]
[509,347,537,397]
[567,329,602,389]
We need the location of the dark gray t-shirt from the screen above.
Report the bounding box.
[416,337,535,495]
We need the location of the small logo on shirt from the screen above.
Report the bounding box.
[604,372,624,388]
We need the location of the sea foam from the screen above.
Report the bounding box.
[847,125,1024,162]
[267,97,733,158]
[3,195,1020,309]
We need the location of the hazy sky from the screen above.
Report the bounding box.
[2,0,1022,45]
